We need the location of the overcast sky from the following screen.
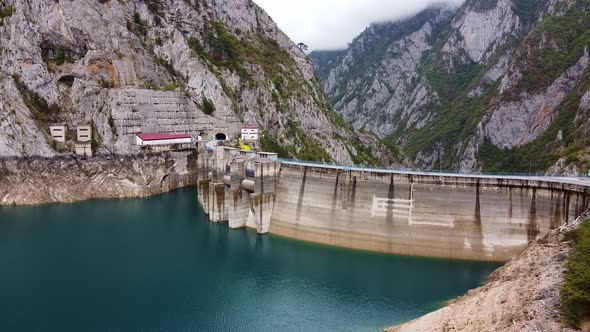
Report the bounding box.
[253,0,464,50]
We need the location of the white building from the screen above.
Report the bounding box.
[49,124,66,142]
[240,126,259,141]
[75,142,92,157]
[136,133,193,147]
[77,125,92,142]
[257,152,279,161]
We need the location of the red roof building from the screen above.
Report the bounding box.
[136,133,193,146]
[136,133,191,141]
[240,126,259,141]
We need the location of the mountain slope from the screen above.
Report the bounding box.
[0,0,405,166]
[312,0,590,174]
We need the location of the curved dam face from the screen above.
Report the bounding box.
[270,165,589,262]
[196,147,590,262]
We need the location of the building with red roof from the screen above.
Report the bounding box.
[240,126,259,141]
[135,133,193,147]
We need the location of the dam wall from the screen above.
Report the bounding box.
[197,146,280,234]
[270,164,590,261]
[195,148,590,262]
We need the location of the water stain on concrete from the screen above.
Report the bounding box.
[527,188,539,243]
[296,167,308,221]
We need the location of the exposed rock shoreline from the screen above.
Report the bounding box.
[0,151,198,206]
[387,220,586,332]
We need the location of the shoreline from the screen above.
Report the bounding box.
[0,152,198,206]
[385,223,582,332]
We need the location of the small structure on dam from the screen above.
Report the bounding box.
[196,144,281,234]
[196,146,590,262]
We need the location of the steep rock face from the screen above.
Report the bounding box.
[443,0,519,64]
[484,51,589,149]
[0,0,403,166]
[0,151,198,205]
[313,7,454,138]
[313,0,590,174]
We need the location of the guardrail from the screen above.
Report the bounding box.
[277,158,590,180]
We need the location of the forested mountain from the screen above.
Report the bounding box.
[311,0,590,174]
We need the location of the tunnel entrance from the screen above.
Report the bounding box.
[215,133,227,140]
[57,75,76,87]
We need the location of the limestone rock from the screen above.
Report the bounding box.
[386,228,579,332]
[0,0,399,166]
[546,158,582,177]
[312,0,589,173]
[0,152,198,205]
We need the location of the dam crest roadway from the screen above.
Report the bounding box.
[196,144,590,262]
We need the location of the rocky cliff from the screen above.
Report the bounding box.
[0,0,404,166]
[0,151,198,205]
[312,0,590,174]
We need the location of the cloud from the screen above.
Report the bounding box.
[253,0,464,50]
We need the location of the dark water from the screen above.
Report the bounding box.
[0,188,499,331]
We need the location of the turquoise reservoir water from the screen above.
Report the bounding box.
[0,188,500,331]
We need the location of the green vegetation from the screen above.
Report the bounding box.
[309,50,345,81]
[128,12,147,38]
[188,20,322,115]
[163,84,177,91]
[201,95,215,115]
[100,79,114,89]
[42,46,83,66]
[187,35,241,113]
[478,67,590,173]
[336,134,382,166]
[154,57,178,79]
[90,120,103,154]
[511,0,544,27]
[509,2,590,98]
[260,127,332,163]
[389,2,590,171]
[52,48,66,65]
[260,135,295,159]
[295,131,333,162]
[0,4,14,25]
[188,22,249,79]
[13,75,62,123]
[349,143,382,166]
[108,113,116,135]
[397,38,492,167]
[561,219,590,328]
[189,21,305,97]
[330,8,445,108]
[471,0,497,12]
[141,0,163,17]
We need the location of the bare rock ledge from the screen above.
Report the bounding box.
[386,226,581,332]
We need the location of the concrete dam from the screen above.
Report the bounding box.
[196,146,590,262]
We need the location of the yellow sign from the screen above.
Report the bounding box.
[239,138,251,151]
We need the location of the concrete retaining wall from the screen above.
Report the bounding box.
[269,164,589,262]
